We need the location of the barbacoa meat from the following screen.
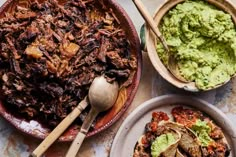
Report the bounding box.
[0,0,137,127]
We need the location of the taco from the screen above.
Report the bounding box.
[133,126,181,157]
[172,107,230,157]
[133,107,230,157]
[164,122,202,157]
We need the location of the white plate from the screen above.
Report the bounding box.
[110,95,236,157]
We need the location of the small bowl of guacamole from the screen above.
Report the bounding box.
[144,0,236,91]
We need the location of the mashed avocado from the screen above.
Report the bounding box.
[151,133,176,157]
[157,0,236,90]
[191,119,213,146]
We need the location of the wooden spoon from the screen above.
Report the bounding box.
[132,0,190,83]
[65,76,119,157]
[31,75,118,157]
[30,96,88,157]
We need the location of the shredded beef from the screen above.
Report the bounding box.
[0,0,137,127]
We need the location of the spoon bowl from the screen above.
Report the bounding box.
[89,76,119,112]
[31,75,119,157]
[167,55,189,83]
[65,75,119,157]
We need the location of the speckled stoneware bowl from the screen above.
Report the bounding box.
[0,0,142,141]
[142,0,236,92]
[110,95,236,157]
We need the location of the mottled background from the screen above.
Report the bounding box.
[0,0,236,157]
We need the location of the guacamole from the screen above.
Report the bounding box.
[191,119,213,146]
[157,0,236,90]
[151,133,176,157]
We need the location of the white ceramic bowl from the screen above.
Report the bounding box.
[110,95,236,157]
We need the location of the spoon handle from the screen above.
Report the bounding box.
[132,0,169,52]
[65,108,99,157]
[31,97,88,157]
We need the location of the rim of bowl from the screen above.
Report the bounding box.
[145,0,236,92]
[0,0,142,141]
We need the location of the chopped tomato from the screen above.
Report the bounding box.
[141,136,148,145]
[171,106,202,128]
[152,111,169,122]
[150,122,158,132]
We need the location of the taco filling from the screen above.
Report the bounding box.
[151,133,175,156]
[133,106,230,157]
[191,119,213,147]
[172,107,230,157]
[151,133,177,157]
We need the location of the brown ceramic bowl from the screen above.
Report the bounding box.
[144,0,236,92]
[0,0,142,141]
